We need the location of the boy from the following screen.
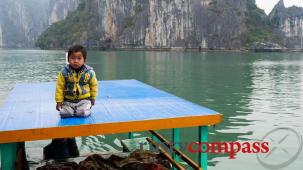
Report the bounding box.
[55,45,98,118]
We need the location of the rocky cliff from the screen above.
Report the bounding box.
[3,0,302,50]
[269,0,303,48]
[37,0,274,49]
[48,0,79,25]
[0,0,78,48]
[0,24,3,47]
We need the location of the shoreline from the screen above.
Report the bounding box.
[1,47,303,52]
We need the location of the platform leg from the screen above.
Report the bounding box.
[199,126,208,170]
[172,128,180,170]
[0,143,17,170]
[151,130,159,143]
[128,132,134,139]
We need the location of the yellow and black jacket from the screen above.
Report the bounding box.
[55,64,98,103]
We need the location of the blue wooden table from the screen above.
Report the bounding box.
[0,79,222,170]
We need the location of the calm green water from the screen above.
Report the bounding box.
[0,49,303,169]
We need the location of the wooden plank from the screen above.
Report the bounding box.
[150,130,201,170]
[146,137,185,170]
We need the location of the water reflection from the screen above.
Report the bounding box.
[211,52,303,169]
[89,51,259,164]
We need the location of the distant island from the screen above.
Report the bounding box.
[0,0,302,51]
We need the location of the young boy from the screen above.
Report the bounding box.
[55,45,98,118]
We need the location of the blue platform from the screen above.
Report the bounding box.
[0,79,221,139]
[0,79,222,170]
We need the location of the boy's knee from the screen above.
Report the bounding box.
[75,109,91,117]
[60,109,74,118]
[60,113,74,118]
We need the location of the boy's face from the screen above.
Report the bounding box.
[68,51,85,69]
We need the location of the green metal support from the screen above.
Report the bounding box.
[0,143,17,170]
[152,130,159,143]
[128,132,134,139]
[172,128,180,170]
[199,126,208,170]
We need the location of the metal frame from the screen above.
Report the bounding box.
[0,127,209,170]
[0,143,17,170]
[199,126,208,170]
[149,127,208,170]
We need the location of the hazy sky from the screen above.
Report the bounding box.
[256,0,303,14]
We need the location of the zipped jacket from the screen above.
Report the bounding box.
[55,64,98,103]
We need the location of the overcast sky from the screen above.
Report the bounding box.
[256,0,303,14]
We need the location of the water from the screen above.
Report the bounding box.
[0,49,303,169]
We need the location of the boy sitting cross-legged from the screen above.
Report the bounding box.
[55,45,98,118]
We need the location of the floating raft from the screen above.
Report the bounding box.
[0,79,222,143]
[0,79,222,170]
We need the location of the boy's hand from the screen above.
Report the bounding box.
[56,102,63,111]
[90,99,95,106]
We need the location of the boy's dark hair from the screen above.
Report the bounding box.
[68,45,87,60]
